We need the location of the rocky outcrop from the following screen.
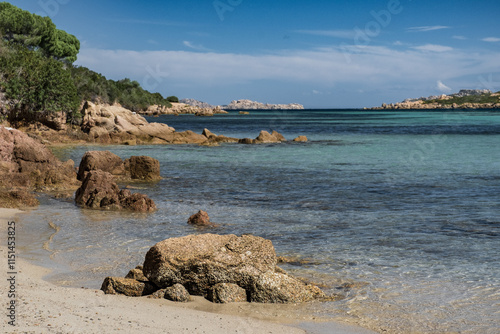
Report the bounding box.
[180,98,214,109]
[126,156,161,181]
[142,103,228,117]
[238,130,286,144]
[201,128,239,144]
[74,170,156,212]
[0,126,79,194]
[370,90,500,110]
[81,101,211,144]
[143,234,325,303]
[223,99,304,110]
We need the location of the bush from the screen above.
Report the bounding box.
[166,96,179,103]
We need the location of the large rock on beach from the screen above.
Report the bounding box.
[75,170,156,212]
[143,233,325,303]
[207,283,248,303]
[0,126,79,193]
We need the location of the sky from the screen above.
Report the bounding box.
[8,0,500,108]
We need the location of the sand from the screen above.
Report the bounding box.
[1,208,376,334]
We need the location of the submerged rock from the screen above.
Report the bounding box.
[143,233,325,303]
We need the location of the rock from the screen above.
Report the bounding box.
[143,233,324,303]
[164,284,191,302]
[223,99,304,110]
[101,277,157,297]
[249,272,325,303]
[202,129,239,144]
[75,170,156,212]
[126,156,161,181]
[125,267,148,281]
[0,189,39,208]
[207,283,247,303]
[75,170,121,210]
[238,138,255,144]
[148,289,166,299]
[180,98,214,109]
[0,126,78,194]
[187,210,215,227]
[254,130,286,143]
[239,111,250,115]
[120,192,157,212]
[77,151,125,181]
[293,136,308,142]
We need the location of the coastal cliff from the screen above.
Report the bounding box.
[369,89,500,110]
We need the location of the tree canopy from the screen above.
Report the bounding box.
[0,2,80,62]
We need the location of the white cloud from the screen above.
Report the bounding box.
[406,26,451,32]
[452,35,467,40]
[76,45,500,98]
[482,37,500,42]
[412,44,453,52]
[182,41,211,52]
[295,30,356,39]
[437,80,452,93]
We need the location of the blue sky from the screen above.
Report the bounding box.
[9,0,500,108]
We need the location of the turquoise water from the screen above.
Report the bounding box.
[18,110,500,333]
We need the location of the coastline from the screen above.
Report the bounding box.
[1,208,376,334]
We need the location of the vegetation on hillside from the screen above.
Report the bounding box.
[423,92,500,105]
[0,2,173,128]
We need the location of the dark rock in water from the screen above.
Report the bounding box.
[187,210,215,227]
[120,192,157,212]
[143,233,325,303]
[75,170,121,210]
[164,284,191,302]
[77,150,125,181]
[126,156,161,181]
[101,277,157,297]
[75,170,156,212]
[207,283,247,303]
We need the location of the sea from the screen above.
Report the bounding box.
[17,109,500,333]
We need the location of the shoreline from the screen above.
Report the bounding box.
[1,208,376,334]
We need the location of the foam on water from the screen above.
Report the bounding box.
[17,110,500,333]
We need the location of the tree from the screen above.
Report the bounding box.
[0,45,80,126]
[166,96,179,103]
[0,2,80,63]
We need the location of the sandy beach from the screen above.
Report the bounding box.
[1,208,376,334]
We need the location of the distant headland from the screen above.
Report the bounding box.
[181,99,304,110]
[369,89,500,110]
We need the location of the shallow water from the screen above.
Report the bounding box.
[18,110,500,333]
